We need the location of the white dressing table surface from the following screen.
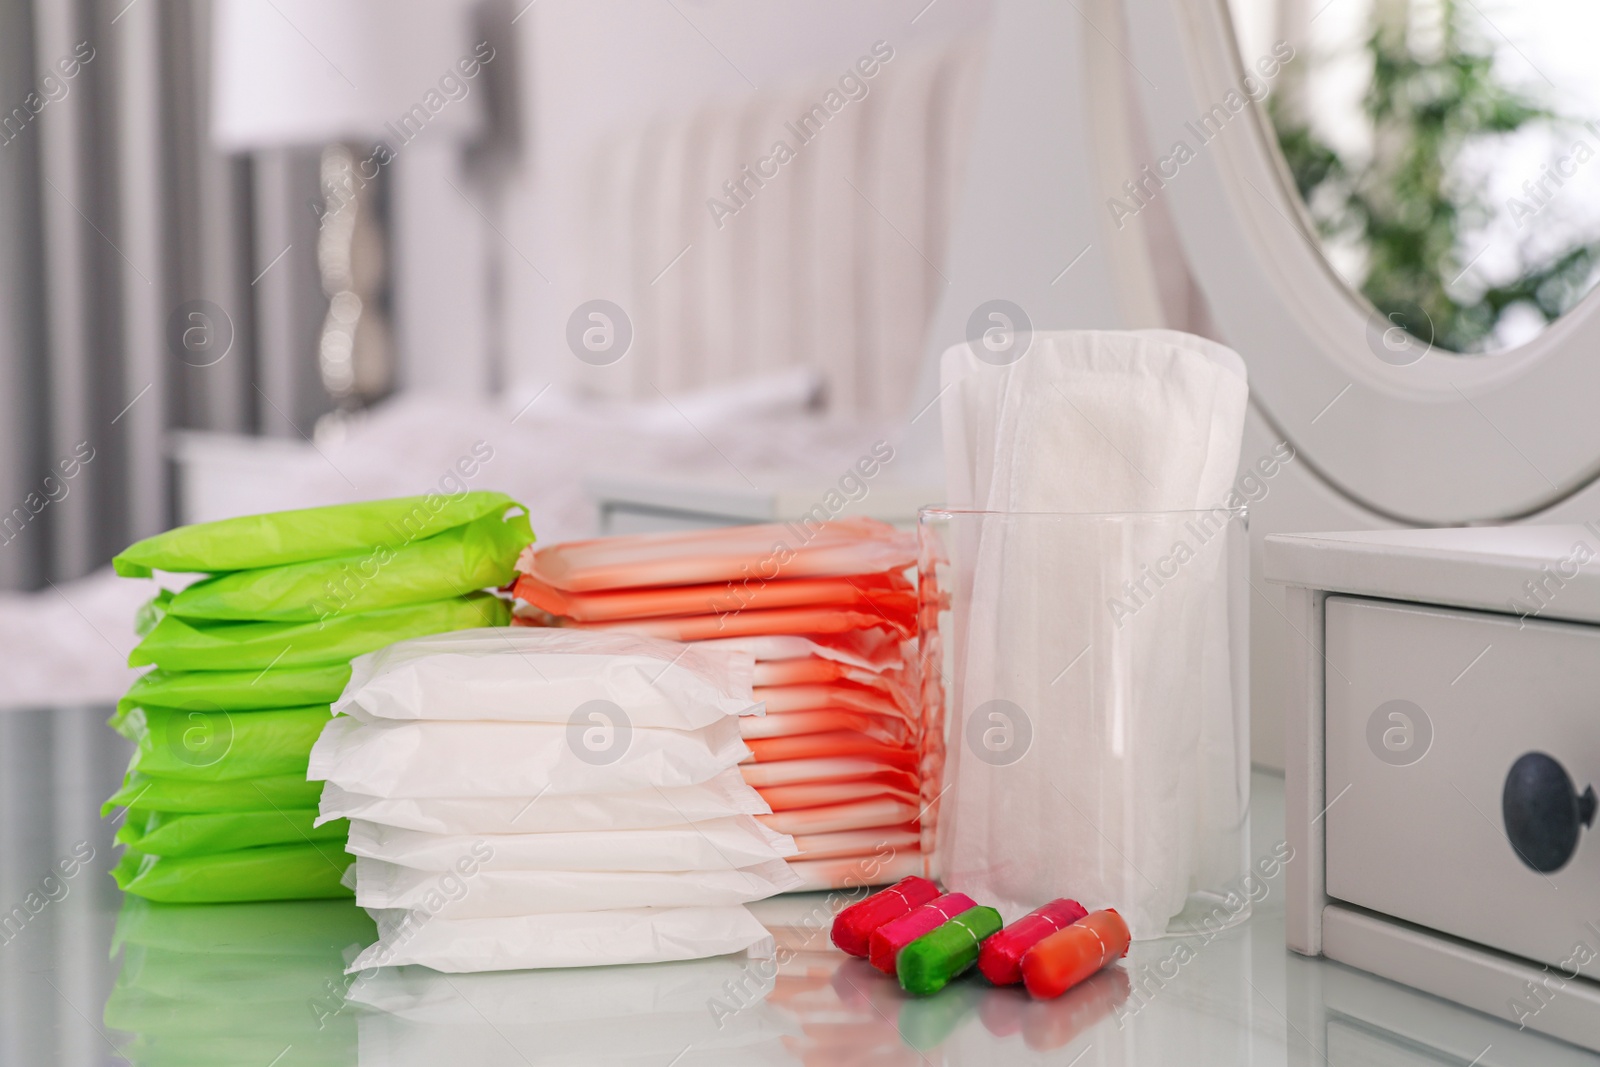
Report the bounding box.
[2,706,1595,1065]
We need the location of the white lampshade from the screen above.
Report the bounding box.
[211,0,485,149]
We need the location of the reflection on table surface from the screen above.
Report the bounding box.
[5,709,1600,1065]
[94,894,1142,1066]
[105,898,372,1067]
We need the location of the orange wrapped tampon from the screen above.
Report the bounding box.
[1020,908,1130,1000]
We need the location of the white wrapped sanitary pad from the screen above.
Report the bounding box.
[354,857,802,917]
[316,630,796,974]
[345,817,797,872]
[308,715,748,798]
[336,626,759,729]
[316,768,770,834]
[350,906,776,972]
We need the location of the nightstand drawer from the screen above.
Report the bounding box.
[1325,596,1600,977]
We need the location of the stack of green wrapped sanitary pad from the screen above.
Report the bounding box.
[105,492,533,902]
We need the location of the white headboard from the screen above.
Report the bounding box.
[561,38,987,418]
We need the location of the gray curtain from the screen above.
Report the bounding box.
[0,0,332,591]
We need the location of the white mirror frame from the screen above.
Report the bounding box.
[1122,0,1600,525]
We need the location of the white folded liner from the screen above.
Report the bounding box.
[308,715,748,798]
[695,631,904,671]
[354,857,801,917]
[736,756,895,788]
[345,817,798,872]
[349,905,776,972]
[757,796,918,836]
[738,710,909,747]
[791,827,919,861]
[317,768,770,833]
[336,626,760,729]
[782,851,928,893]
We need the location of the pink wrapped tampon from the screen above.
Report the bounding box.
[977,898,1089,986]
[869,892,977,974]
[830,876,941,957]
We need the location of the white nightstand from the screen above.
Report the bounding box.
[1268,524,1600,1052]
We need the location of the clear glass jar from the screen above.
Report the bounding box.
[918,507,1250,939]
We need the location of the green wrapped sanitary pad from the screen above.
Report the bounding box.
[113,842,354,902]
[112,488,518,577]
[116,808,346,858]
[118,663,352,715]
[129,592,508,670]
[106,489,532,906]
[111,705,332,781]
[103,772,325,816]
[165,508,532,622]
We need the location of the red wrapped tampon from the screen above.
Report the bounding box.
[1020,908,1131,999]
[869,892,976,974]
[977,898,1089,986]
[830,876,940,957]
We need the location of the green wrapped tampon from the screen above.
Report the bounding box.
[897,905,1003,996]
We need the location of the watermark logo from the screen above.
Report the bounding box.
[1365,301,1434,366]
[567,699,633,765]
[0,41,95,148]
[707,840,902,1030]
[165,704,234,768]
[965,300,1032,366]
[965,699,1033,766]
[566,300,633,366]
[1507,533,1596,625]
[1366,699,1432,767]
[1106,41,1295,230]
[705,41,894,230]
[0,841,95,950]
[712,440,896,629]
[313,41,497,225]
[166,300,235,368]
[1505,122,1600,231]
[1,441,95,549]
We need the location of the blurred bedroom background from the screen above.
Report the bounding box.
[3,0,1599,773]
[0,0,995,707]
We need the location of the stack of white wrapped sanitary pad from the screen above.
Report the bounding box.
[308,628,800,972]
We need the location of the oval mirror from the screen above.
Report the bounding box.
[1229,0,1600,354]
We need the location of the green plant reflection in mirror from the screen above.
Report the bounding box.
[1239,0,1600,354]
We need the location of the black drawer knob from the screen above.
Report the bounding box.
[1502,752,1596,874]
